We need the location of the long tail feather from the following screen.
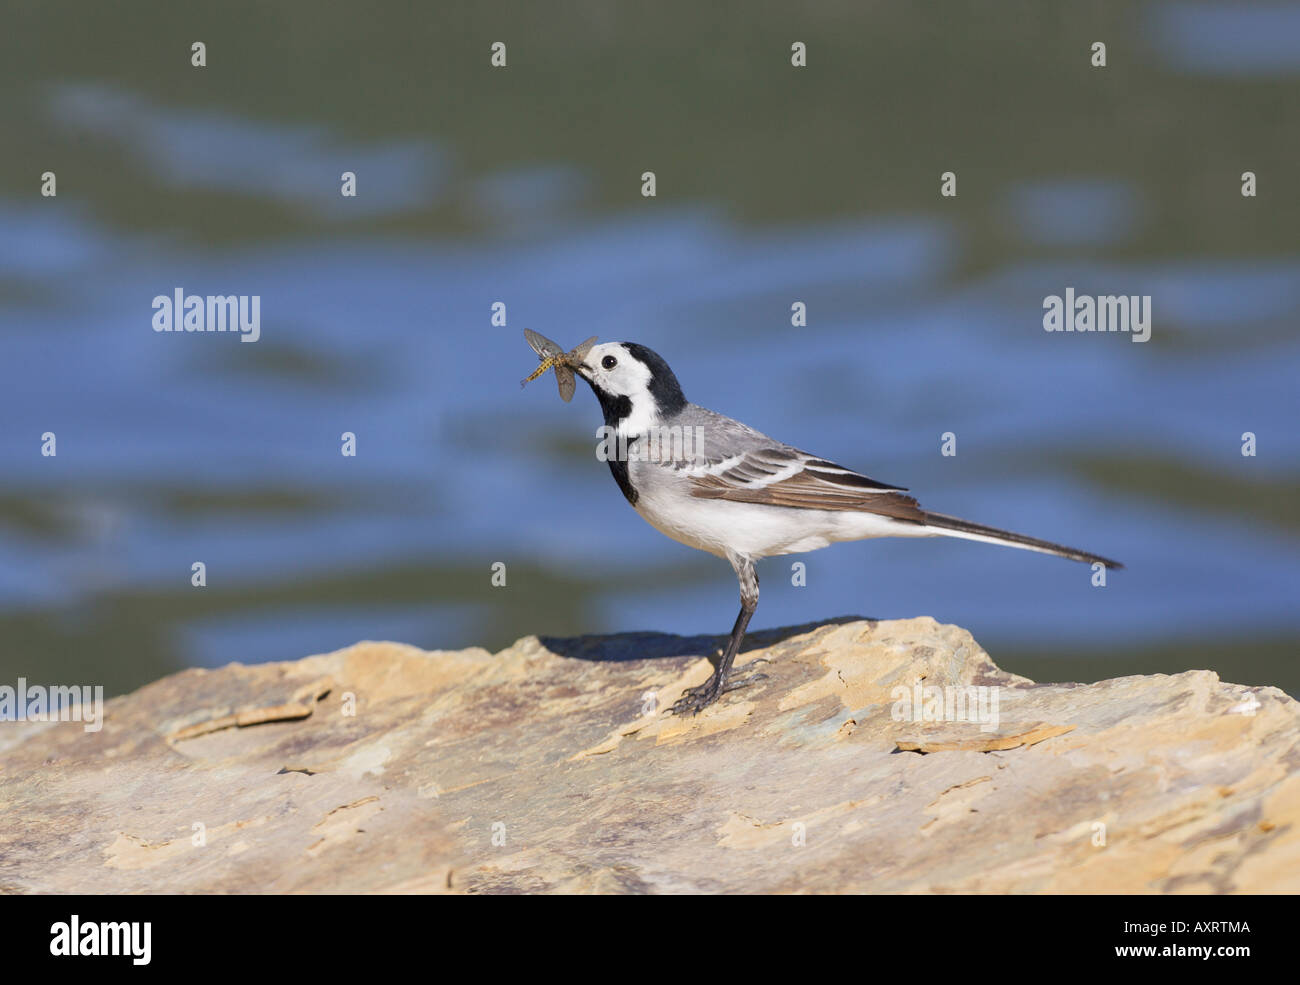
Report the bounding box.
[921,511,1123,568]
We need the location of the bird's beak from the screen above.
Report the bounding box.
[568,357,591,380]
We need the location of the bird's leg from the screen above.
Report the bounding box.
[670,604,754,716]
[671,558,762,716]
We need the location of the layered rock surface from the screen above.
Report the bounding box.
[3,617,1296,893]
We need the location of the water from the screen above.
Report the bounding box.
[1,2,1297,697]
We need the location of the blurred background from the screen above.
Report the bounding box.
[1,1,1297,698]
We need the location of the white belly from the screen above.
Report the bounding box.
[630,469,930,561]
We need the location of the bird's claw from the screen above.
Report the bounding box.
[670,674,723,717]
[669,667,769,717]
[722,670,769,692]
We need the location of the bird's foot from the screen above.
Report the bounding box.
[722,668,769,693]
[670,672,724,716]
[670,666,769,717]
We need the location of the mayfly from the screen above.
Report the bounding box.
[520,329,598,403]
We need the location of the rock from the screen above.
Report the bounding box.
[2,617,1296,894]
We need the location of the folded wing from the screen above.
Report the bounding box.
[687,447,927,525]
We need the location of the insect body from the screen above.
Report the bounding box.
[520,329,598,402]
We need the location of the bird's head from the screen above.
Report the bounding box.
[573,342,687,436]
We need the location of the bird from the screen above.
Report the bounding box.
[538,338,1122,716]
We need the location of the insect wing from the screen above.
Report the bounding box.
[567,336,598,362]
[523,328,564,360]
[554,364,576,402]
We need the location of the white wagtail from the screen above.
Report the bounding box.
[524,333,1122,716]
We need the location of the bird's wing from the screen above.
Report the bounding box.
[683,444,927,523]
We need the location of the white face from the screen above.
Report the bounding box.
[576,342,653,400]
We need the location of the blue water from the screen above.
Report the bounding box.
[2,6,1298,694]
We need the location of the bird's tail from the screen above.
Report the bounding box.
[920,511,1123,568]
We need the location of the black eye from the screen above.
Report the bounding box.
[601,355,618,370]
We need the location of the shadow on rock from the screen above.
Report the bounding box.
[539,614,870,664]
